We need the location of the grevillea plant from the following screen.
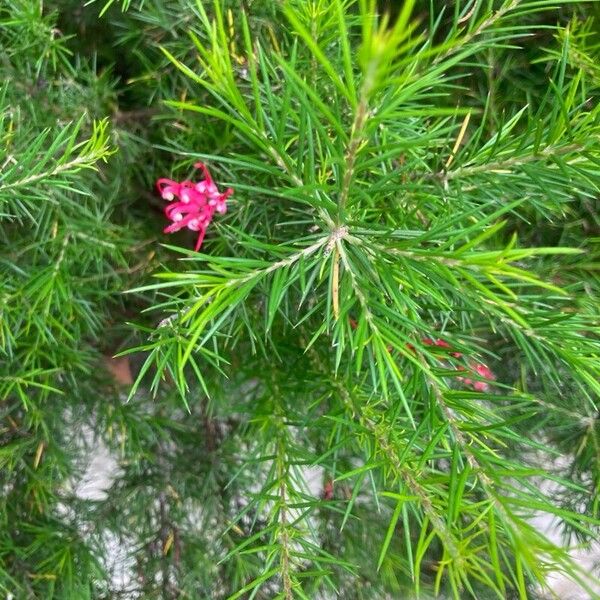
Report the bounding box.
[2,1,600,599]
[126,1,600,598]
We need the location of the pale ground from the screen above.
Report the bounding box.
[76,433,600,599]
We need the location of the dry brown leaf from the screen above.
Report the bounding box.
[103,355,133,386]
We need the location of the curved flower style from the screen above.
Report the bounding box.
[156,162,233,251]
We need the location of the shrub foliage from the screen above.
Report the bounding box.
[1,1,599,598]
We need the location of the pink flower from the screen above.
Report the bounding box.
[410,336,496,391]
[422,338,450,349]
[350,321,498,392]
[156,162,233,251]
[457,362,496,392]
[473,363,495,380]
[420,339,496,390]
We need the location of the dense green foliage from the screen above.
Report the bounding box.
[1,1,600,598]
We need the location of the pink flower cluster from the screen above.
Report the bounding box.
[156,162,233,251]
[422,338,495,392]
[349,318,496,392]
